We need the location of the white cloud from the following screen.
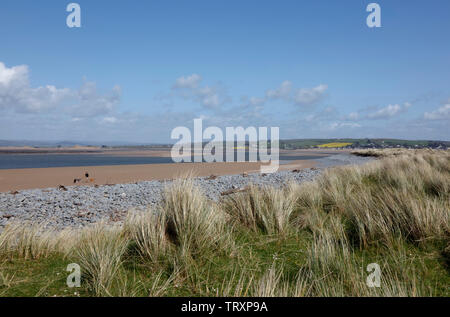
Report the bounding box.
[68,82,121,117]
[101,116,118,124]
[0,62,71,113]
[0,63,28,87]
[327,122,362,131]
[196,86,221,108]
[366,102,411,119]
[172,74,227,109]
[0,62,120,116]
[345,112,359,121]
[173,74,202,89]
[3,63,446,142]
[265,81,292,100]
[248,97,265,106]
[293,84,328,106]
[424,104,450,120]
[265,81,328,106]
[342,122,362,128]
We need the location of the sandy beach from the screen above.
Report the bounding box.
[0,152,375,230]
[0,160,316,192]
[0,148,349,192]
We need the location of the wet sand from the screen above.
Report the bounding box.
[0,160,316,192]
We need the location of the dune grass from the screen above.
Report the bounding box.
[223,182,299,236]
[0,149,448,297]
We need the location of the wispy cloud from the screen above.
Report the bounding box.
[342,102,412,121]
[424,103,450,120]
[171,74,229,109]
[366,102,411,119]
[264,81,328,106]
[265,80,292,100]
[327,122,362,130]
[172,73,202,89]
[293,84,328,106]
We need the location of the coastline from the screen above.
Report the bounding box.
[0,148,350,192]
[0,160,316,192]
[0,153,374,231]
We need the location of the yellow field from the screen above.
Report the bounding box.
[317,142,352,148]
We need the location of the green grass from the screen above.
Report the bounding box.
[2,232,447,297]
[0,255,88,297]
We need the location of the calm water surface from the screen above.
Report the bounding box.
[0,154,329,169]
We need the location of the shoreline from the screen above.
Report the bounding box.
[0,149,351,192]
[0,153,375,231]
[0,168,322,231]
[0,160,316,193]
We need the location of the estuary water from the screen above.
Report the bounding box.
[0,153,329,169]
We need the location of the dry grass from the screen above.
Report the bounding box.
[0,223,76,260]
[160,177,232,258]
[224,182,299,235]
[352,148,449,158]
[297,151,450,246]
[0,269,16,295]
[74,224,127,296]
[123,210,170,266]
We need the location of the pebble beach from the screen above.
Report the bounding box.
[0,154,374,230]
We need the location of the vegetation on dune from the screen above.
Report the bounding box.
[0,149,449,297]
[352,148,449,158]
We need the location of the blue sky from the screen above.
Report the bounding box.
[0,0,449,143]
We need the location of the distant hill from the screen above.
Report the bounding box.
[0,140,167,148]
[0,140,95,147]
[280,138,450,149]
[1,138,448,150]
